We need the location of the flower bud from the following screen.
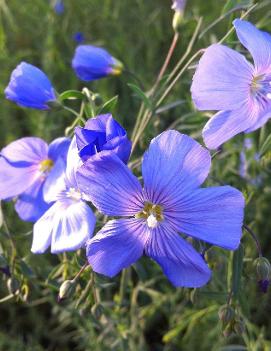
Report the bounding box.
[0,255,10,275]
[58,280,76,302]
[172,11,183,33]
[254,257,271,280]
[233,319,245,335]
[7,277,20,295]
[218,305,235,325]
[91,93,103,106]
[223,324,233,338]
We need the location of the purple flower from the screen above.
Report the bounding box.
[77,131,244,288]
[172,0,186,11]
[5,62,56,110]
[75,114,131,164]
[31,137,95,254]
[72,45,123,81]
[191,20,271,149]
[73,32,85,44]
[54,0,64,15]
[0,137,70,222]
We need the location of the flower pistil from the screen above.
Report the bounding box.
[135,202,164,228]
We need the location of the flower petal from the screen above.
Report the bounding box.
[50,201,96,254]
[43,158,67,203]
[77,154,143,216]
[142,130,211,204]
[15,177,50,222]
[1,137,48,165]
[202,104,259,149]
[167,186,244,250]
[65,136,82,188]
[145,223,211,288]
[86,219,149,278]
[48,137,70,162]
[191,44,253,111]
[244,107,271,133]
[233,19,271,73]
[0,157,39,199]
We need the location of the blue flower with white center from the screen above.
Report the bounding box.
[0,137,70,222]
[191,20,271,149]
[5,62,56,110]
[77,131,245,288]
[31,137,95,254]
[75,114,131,164]
[72,45,123,82]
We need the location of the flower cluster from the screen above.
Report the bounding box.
[3,17,270,289]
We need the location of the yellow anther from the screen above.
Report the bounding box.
[39,159,54,173]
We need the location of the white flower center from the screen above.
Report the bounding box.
[66,187,82,202]
[147,214,159,228]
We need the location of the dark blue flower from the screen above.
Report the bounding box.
[31,137,95,254]
[0,137,70,222]
[5,62,56,110]
[73,32,85,44]
[77,131,245,288]
[72,45,123,81]
[54,0,64,15]
[75,114,131,164]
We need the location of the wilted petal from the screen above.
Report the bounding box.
[15,177,50,222]
[191,44,253,111]
[145,223,211,288]
[77,154,143,216]
[233,19,271,73]
[87,219,149,277]
[142,130,211,204]
[167,186,244,250]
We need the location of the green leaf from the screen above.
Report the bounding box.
[259,133,271,157]
[97,95,118,114]
[59,90,85,101]
[127,83,152,109]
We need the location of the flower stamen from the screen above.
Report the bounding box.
[135,202,164,228]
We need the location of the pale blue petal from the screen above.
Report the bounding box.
[86,219,149,278]
[191,44,253,111]
[142,130,211,204]
[43,158,67,203]
[48,137,70,162]
[145,223,211,288]
[65,136,82,188]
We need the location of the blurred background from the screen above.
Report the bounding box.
[1,0,271,350]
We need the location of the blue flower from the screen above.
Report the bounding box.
[5,62,56,110]
[54,0,64,15]
[75,114,131,164]
[172,0,186,11]
[73,32,85,44]
[77,131,244,288]
[72,45,123,81]
[0,137,70,222]
[31,137,95,254]
[191,20,271,149]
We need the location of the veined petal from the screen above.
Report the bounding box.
[1,137,48,165]
[191,44,253,111]
[48,137,70,162]
[233,19,271,73]
[167,186,244,250]
[77,154,143,216]
[43,158,67,203]
[145,223,211,288]
[245,107,271,133]
[51,201,96,253]
[202,103,259,149]
[15,177,50,222]
[142,130,211,204]
[87,219,149,278]
[0,157,39,199]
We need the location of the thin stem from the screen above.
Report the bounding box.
[73,262,89,281]
[3,218,16,271]
[63,105,79,117]
[123,69,144,90]
[119,268,129,306]
[243,224,262,257]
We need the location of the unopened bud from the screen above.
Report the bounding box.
[91,93,103,106]
[190,288,199,304]
[254,257,271,280]
[258,279,269,293]
[91,303,104,319]
[233,319,245,335]
[47,99,62,110]
[223,324,233,338]
[218,305,235,325]
[172,11,184,33]
[0,254,7,268]
[58,279,76,302]
[7,277,20,295]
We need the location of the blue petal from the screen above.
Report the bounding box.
[72,45,115,81]
[202,104,259,149]
[245,107,271,133]
[43,158,67,203]
[145,223,211,288]
[142,130,211,204]
[48,137,70,162]
[77,154,143,216]
[191,44,253,111]
[0,157,39,199]
[167,186,244,250]
[233,19,271,73]
[15,177,50,222]
[86,219,149,278]
[5,62,56,110]
[65,137,82,188]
